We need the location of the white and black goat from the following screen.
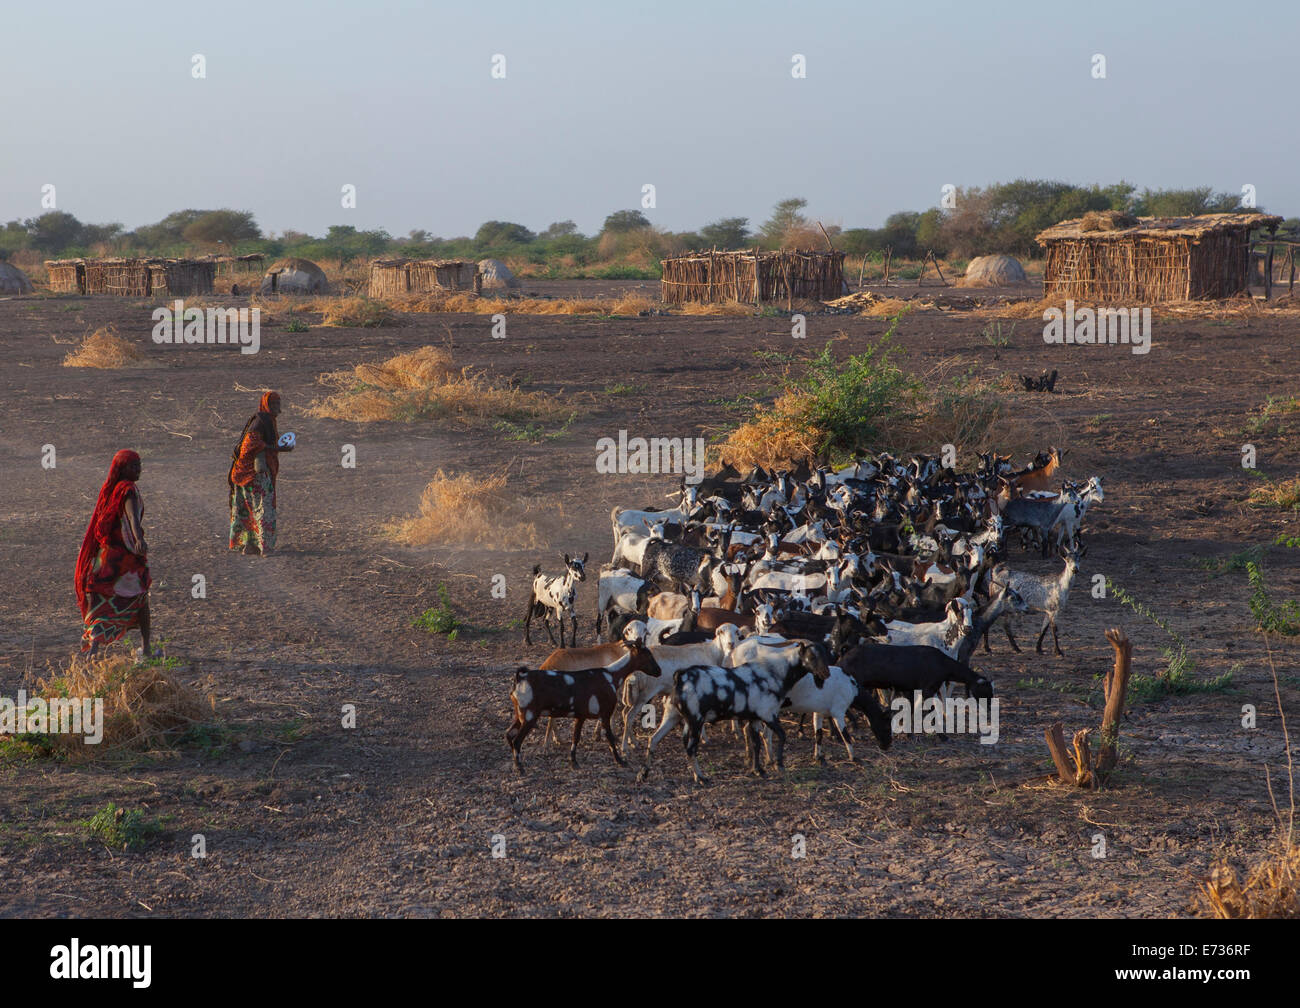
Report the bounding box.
[524,553,588,648]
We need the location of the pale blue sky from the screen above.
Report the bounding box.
[2,0,1295,237]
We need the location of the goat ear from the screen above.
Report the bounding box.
[564,553,570,564]
[582,552,588,563]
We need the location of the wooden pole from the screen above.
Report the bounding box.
[1044,627,1133,788]
[817,221,836,252]
[1095,628,1132,778]
[1044,722,1078,784]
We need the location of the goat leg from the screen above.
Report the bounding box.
[507,719,532,774]
[1035,617,1050,654]
[570,719,583,768]
[813,713,826,764]
[1005,623,1022,654]
[769,719,787,774]
[1052,619,1063,657]
[602,716,626,766]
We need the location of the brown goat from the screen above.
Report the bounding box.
[998,447,1063,506]
[507,640,661,774]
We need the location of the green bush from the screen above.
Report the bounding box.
[794,311,919,457]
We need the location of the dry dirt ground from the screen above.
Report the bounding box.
[1,283,1297,918]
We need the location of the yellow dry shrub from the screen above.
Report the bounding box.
[1199,843,1300,918]
[308,346,568,424]
[385,468,542,549]
[62,327,148,368]
[27,653,215,762]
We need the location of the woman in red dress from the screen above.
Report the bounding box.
[229,391,293,556]
[75,449,154,656]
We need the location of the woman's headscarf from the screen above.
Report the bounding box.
[75,450,140,616]
[230,391,281,489]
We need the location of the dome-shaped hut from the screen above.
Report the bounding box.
[478,258,519,290]
[961,254,1027,287]
[0,261,34,294]
[260,257,330,295]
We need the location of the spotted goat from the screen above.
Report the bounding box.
[524,552,588,648]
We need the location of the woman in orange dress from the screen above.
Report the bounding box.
[229,391,293,555]
[75,449,154,656]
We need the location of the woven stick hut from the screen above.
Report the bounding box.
[660,249,846,306]
[1036,213,1282,302]
[368,258,481,298]
[43,258,215,296]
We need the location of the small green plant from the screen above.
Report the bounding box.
[795,311,919,457]
[981,321,1013,348]
[1246,562,1300,635]
[1106,578,1233,697]
[82,803,163,851]
[1246,394,1300,435]
[1196,543,1266,574]
[493,411,576,443]
[413,585,462,641]
[285,318,309,333]
[603,382,640,396]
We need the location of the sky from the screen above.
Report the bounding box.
[1,0,1296,239]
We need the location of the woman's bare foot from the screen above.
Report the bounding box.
[242,543,260,555]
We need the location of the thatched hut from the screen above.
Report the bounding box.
[1036,212,1283,302]
[0,262,33,294]
[478,258,519,290]
[367,258,480,298]
[261,258,330,295]
[43,257,214,296]
[660,249,846,306]
[961,254,1026,287]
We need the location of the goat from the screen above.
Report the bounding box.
[839,642,994,711]
[775,663,892,763]
[618,624,743,756]
[1049,477,1103,553]
[538,620,649,745]
[882,598,975,661]
[595,567,659,639]
[646,590,700,622]
[638,641,829,784]
[523,553,588,647]
[506,638,661,774]
[990,547,1083,656]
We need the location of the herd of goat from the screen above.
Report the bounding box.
[508,447,1104,783]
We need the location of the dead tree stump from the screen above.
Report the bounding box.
[1044,628,1132,788]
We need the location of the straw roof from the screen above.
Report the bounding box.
[0,261,33,294]
[1038,212,1282,244]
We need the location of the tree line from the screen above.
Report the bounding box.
[3,182,1292,267]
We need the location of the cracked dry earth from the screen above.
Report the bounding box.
[1,284,1297,917]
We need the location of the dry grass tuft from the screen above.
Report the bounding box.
[62,327,148,368]
[317,296,396,328]
[710,392,827,471]
[904,358,1046,457]
[1080,209,1139,232]
[1199,843,1300,918]
[308,346,569,425]
[28,653,215,762]
[381,292,658,317]
[1248,476,1300,510]
[385,467,543,549]
[678,300,758,317]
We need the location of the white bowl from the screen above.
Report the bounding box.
[278,431,296,448]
